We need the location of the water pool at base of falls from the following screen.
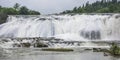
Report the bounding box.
[0,48,120,60]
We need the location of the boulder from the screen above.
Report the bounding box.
[13,43,21,47]
[21,43,31,47]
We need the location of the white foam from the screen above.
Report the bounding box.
[0,14,119,40]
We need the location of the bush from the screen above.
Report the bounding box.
[109,43,120,55]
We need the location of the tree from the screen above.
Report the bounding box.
[14,3,20,10]
[86,1,89,7]
[19,6,29,15]
[0,6,1,8]
[4,8,19,15]
[96,8,109,13]
[107,0,111,2]
[73,7,77,13]
[101,0,106,3]
[109,4,117,12]
[61,0,120,14]
[112,0,117,3]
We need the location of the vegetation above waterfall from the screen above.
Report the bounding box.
[0,3,40,15]
[61,0,120,14]
[0,3,40,24]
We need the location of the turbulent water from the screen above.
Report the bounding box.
[0,14,120,40]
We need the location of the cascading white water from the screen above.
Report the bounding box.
[0,14,120,41]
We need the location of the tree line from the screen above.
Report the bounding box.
[61,0,120,14]
[0,3,40,15]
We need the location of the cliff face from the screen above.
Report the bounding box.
[0,13,8,24]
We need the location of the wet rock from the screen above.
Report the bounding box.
[0,13,8,24]
[13,43,21,47]
[104,52,109,56]
[54,18,59,20]
[1,39,9,42]
[34,42,48,48]
[93,48,102,52]
[84,48,92,51]
[39,18,46,20]
[0,47,3,57]
[115,15,120,19]
[21,43,31,47]
[93,48,108,52]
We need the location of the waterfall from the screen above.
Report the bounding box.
[0,14,119,41]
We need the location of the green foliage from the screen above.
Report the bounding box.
[112,0,117,3]
[96,8,110,13]
[109,43,120,55]
[0,3,40,24]
[1,8,19,15]
[14,3,20,10]
[19,6,29,15]
[61,0,120,14]
[0,3,40,15]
